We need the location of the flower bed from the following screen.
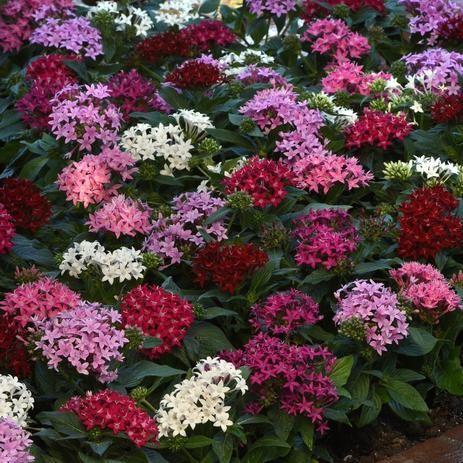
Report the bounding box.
[1,0,463,462]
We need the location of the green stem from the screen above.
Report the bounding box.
[141,399,157,414]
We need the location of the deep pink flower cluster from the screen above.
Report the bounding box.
[0,0,72,52]
[182,19,237,52]
[49,84,122,152]
[35,302,128,383]
[223,333,338,432]
[120,284,194,359]
[293,209,358,270]
[62,390,158,447]
[390,262,462,323]
[224,157,295,208]
[322,61,391,95]
[302,18,370,64]
[334,280,409,354]
[246,0,297,17]
[0,277,81,328]
[303,0,385,17]
[108,69,170,121]
[57,148,136,208]
[344,109,413,150]
[30,13,103,59]
[87,194,152,238]
[0,418,33,463]
[144,189,227,266]
[250,289,322,336]
[0,204,15,255]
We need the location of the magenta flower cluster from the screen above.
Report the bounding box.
[236,65,288,87]
[144,189,227,266]
[250,289,322,336]
[0,418,33,463]
[246,0,297,17]
[334,280,409,354]
[35,302,128,383]
[293,209,359,270]
[49,84,122,152]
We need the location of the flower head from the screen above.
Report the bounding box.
[0,418,33,462]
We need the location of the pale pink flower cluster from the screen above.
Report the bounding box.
[35,302,128,383]
[302,18,370,64]
[49,84,122,152]
[334,280,409,354]
[390,262,462,323]
[57,148,137,208]
[87,194,152,238]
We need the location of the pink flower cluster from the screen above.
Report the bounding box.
[334,280,409,354]
[0,277,81,328]
[87,194,152,238]
[223,333,338,432]
[57,147,136,207]
[49,84,122,152]
[144,189,227,266]
[390,262,462,323]
[108,69,170,121]
[302,18,370,64]
[250,289,322,336]
[35,302,128,383]
[246,0,297,16]
[62,390,158,447]
[30,13,103,59]
[293,209,359,270]
[0,418,33,463]
[224,157,295,208]
[236,65,288,87]
[0,204,15,255]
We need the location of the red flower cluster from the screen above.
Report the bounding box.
[344,109,413,150]
[120,284,194,359]
[136,30,190,64]
[431,93,463,123]
[0,314,31,377]
[224,157,295,208]
[166,59,225,90]
[303,0,385,19]
[108,69,170,120]
[0,179,51,233]
[437,13,463,43]
[61,390,158,447]
[0,203,15,255]
[193,242,268,294]
[398,186,463,260]
[25,54,78,83]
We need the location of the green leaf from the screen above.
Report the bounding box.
[301,269,334,285]
[383,379,429,412]
[201,307,237,319]
[212,434,233,463]
[184,435,213,449]
[354,259,399,275]
[388,400,431,423]
[396,327,437,357]
[37,412,87,439]
[199,0,220,13]
[116,361,184,388]
[330,355,354,388]
[434,347,463,395]
[12,235,55,266]
[142,336,162,349]
[185,322,234,356]
[204,207,231,225]
[19,156,49,181]
[357,392,382,427]
[206,128,255,150]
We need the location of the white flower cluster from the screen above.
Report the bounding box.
[220,50,274,76]
[155,0,201,27]
[59,240,145,284]
[173,109,214,140]
[0,375,34,427]
[87,1,153,37]
[120,123,194,176]
[157,357,247,437]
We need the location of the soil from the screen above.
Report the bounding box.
[325,394,463,463]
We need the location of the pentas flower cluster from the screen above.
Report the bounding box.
[0,277,81,328]
[144,189,227,266]
[193,242,268,294]
[50,84,122,152]
[30,13,103,59]
[344,109,413,150]
[155,0,199,27]
[334,280,409,355]
[250,289,322,336]
[236,65,288,86]
[0,375,34,426]
[223,333,338,432]
[398,185,463,259]
[431,93,463,123]
[0,315,31,378]
[120,284,194,359]
[224,157,295,208]
[59,240,145,285]
[157,357,247,437]
[0,205,15,255]
[62,390,158,447]
[57,148,137,208]
[87,194,152,239]
[0,178,51,233]
[302,18,370,64]
[293,209,359,270]
[166,56,226,90]
[174,109,214,139]
[0,418,33,462]
[107,69,170,121]
[437,12,463,43]
[136,30,191,64]
[35,302,128,383]
[246,0,297,16]
[303,0,385,17]
[390,262,462,323]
